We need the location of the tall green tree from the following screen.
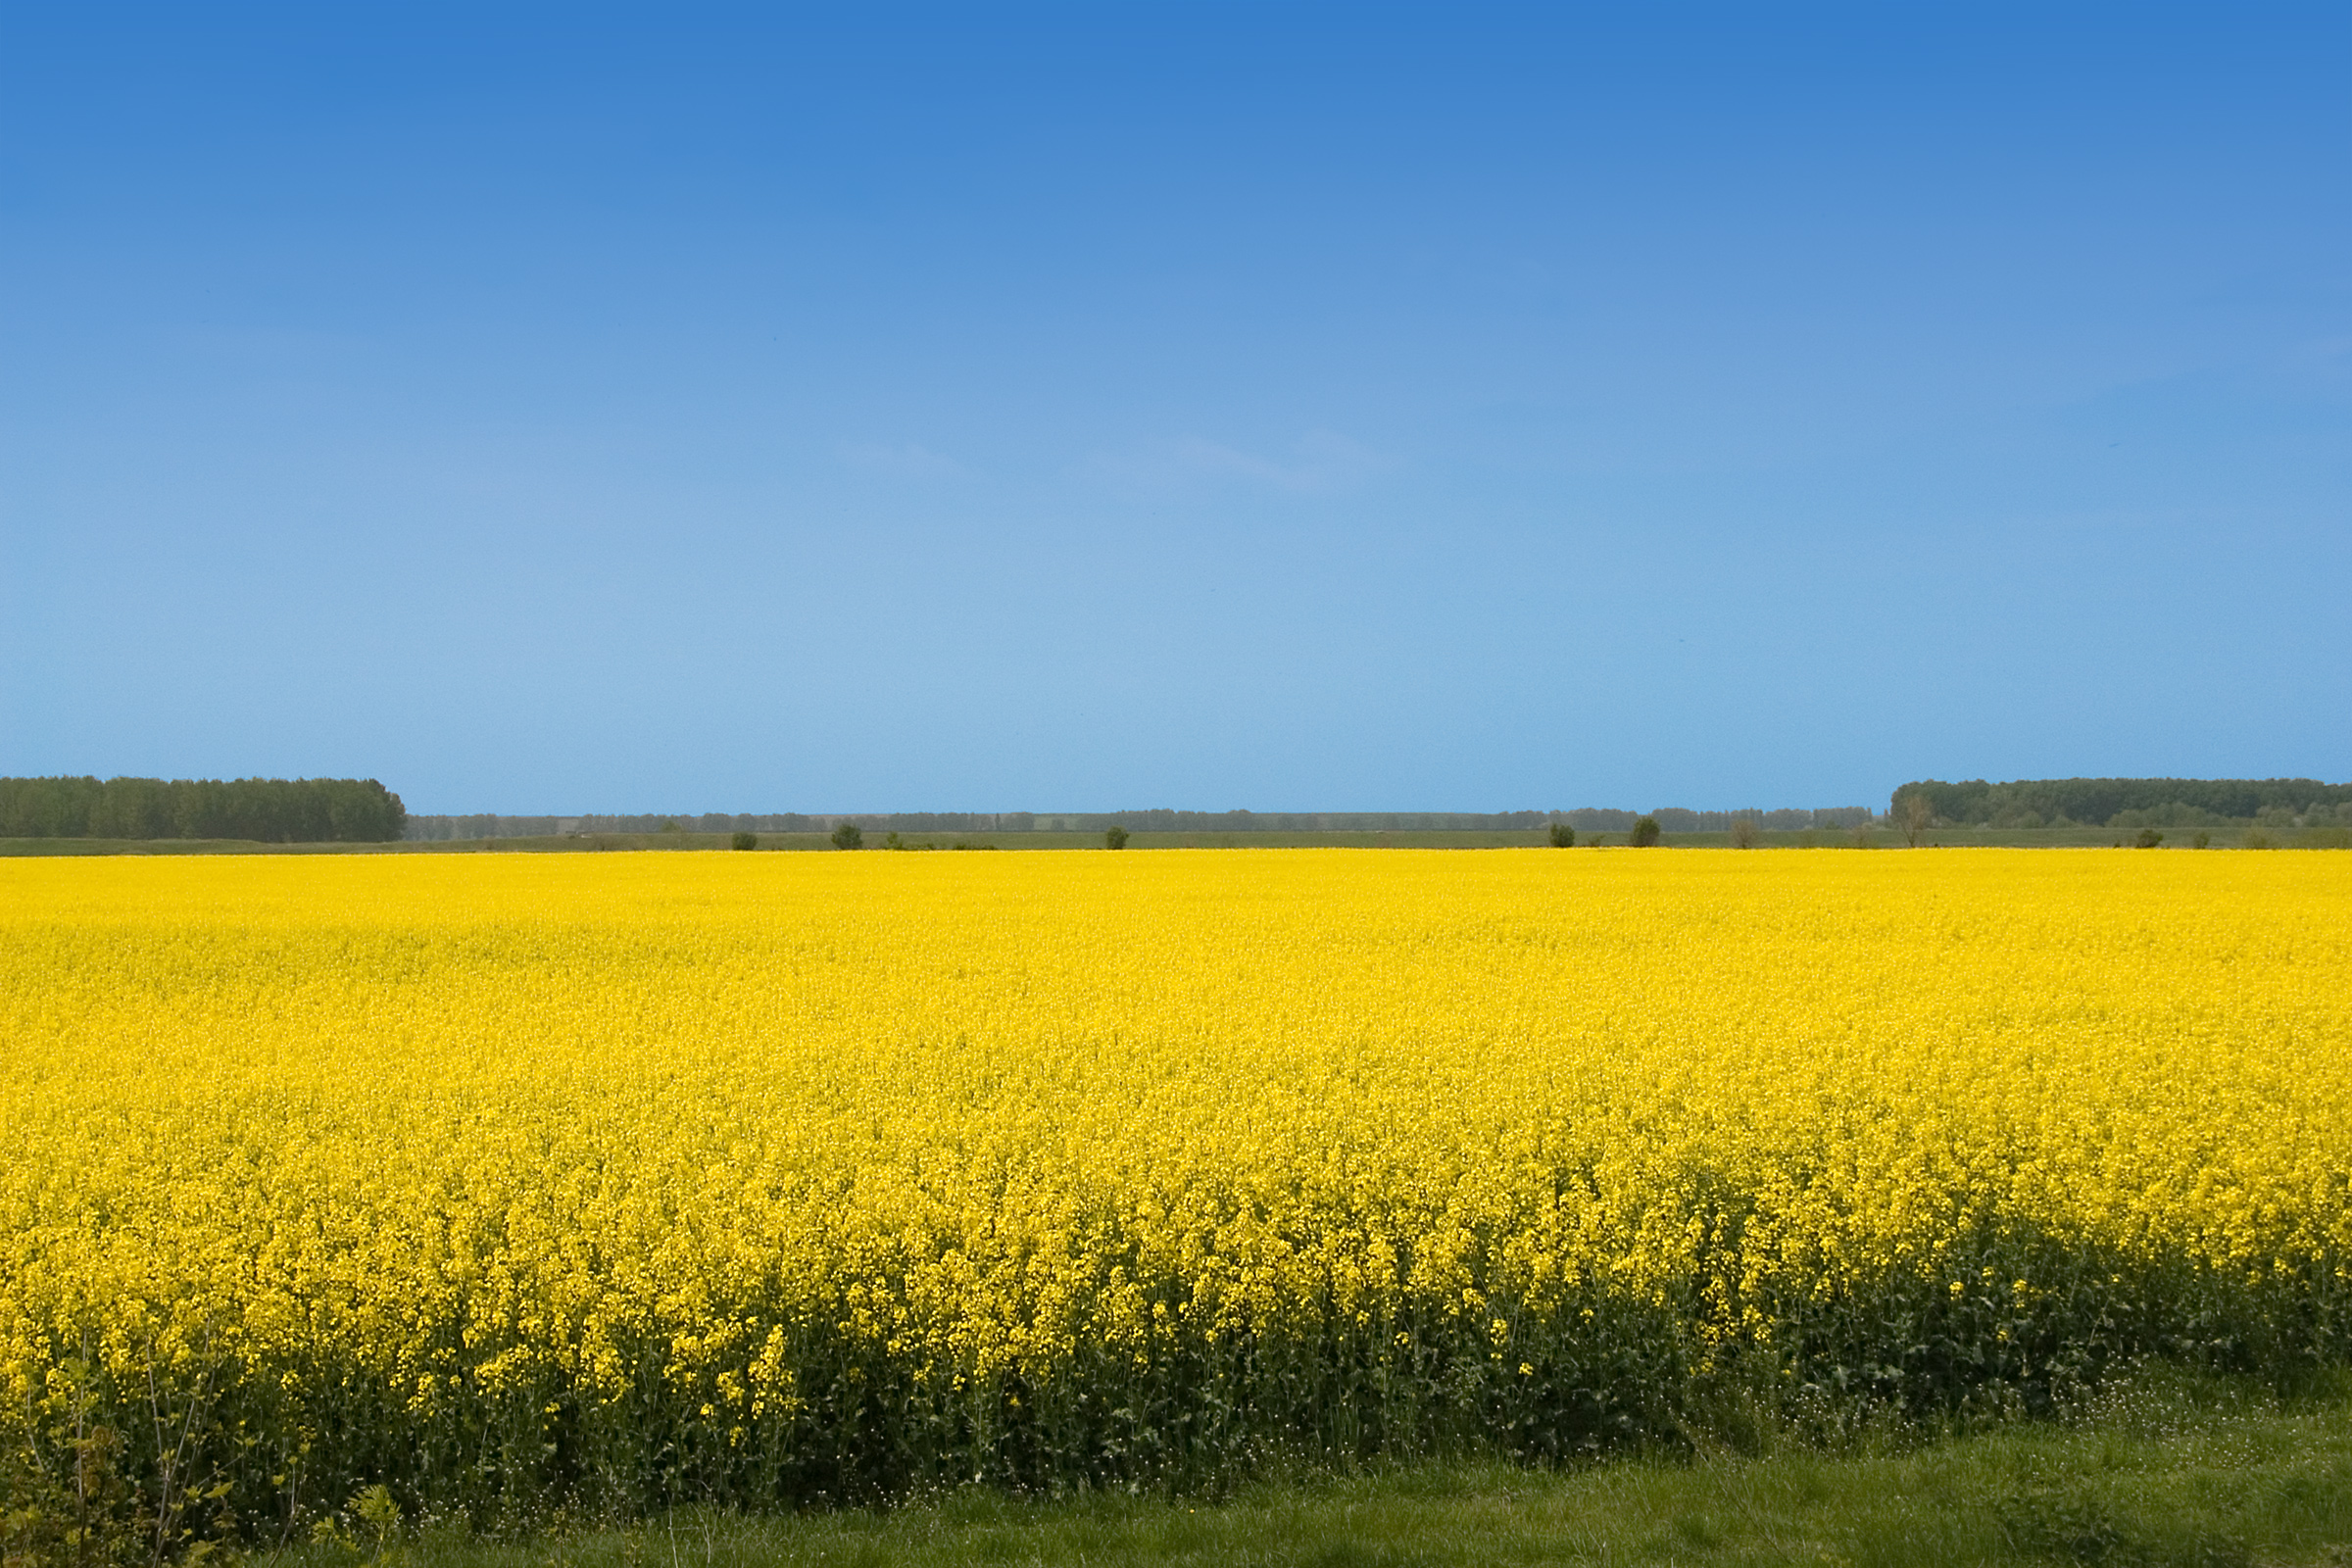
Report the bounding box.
[0,776,407,842]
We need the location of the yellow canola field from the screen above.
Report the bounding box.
[2,849,2348,1517]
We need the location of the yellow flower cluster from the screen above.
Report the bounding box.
[1,850,2346,1516]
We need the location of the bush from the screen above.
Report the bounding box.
[1,1419,142,1568]
[1548,822,1576,848]
[830,821,863,851]
[2134,828,2165,849]
[1631,815,1662,847]
[2194,831,2212,849]
[1104,826,1129,850]
[731,832,758,852]
[1729,817,1761,850]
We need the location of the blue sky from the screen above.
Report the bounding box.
[4,6,2346,814]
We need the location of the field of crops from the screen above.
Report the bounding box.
[3,851,2347,1542]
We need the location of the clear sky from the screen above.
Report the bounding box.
[4,6,2346,815]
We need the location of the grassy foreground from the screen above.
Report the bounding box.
[269,1371,2350,1568]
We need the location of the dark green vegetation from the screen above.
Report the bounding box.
[18,780,2335,855]
[4,824,2340,857]
[48,1368,2335,1568]
[0,776,406,842]
[402,808,1881,843]
[1894,776,2352,832]
[8,773,2349,856]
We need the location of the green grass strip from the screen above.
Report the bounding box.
[257,1368,2351,1568]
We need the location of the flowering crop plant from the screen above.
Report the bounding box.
[2,850,2346,1534]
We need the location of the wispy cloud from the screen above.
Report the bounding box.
[1093,430,1392,495]
[840,442,968,478]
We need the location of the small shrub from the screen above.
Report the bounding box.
[830,821,863,851]
[1,1420,140,1568]
[1104,826,1130,850]
[1548,822,1576,848]
[730,832,758,852]
[2134,828,2165,849]
[1631,816,1662,847]
[1729,817,1761,850]
[354,1483,401,1557]
[2194,831,2212,850]
[883,831,906,851]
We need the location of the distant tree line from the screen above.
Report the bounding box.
[0,776,408,842]
[1890,777,2352,830]
[1593,806,1876,833]
[404,805,1880,841]
[405,811,1050,840]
